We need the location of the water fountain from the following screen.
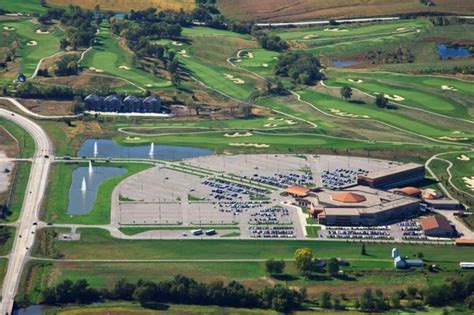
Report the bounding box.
[81,177,87,192]
[88,160,93,174]
[93,141,98,157]
[149,142,154,156]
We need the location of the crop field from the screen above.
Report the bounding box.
[35,228,474,263]
[46,0,196,12]
[80,23,172,90]
[41,162,152,224]
[218,0,474,22]
[0,19,62,77]
[0,0,47,14]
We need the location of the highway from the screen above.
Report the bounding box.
[0,108,53,315]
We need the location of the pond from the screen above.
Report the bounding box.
[77,139,213,160]
[437,44,471,60]
[332,60,359,68]
[67,166,126,215]
[13,305,45,315]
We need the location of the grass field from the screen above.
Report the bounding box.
[81,22,171,90]
[1,162,31,222]
[0,227,15,256]
[0,117,35,158]
[46,0,196,12]
[36,228,474,264]
[0,0,47,14]
[218,0,474,22]
[0,19,62,77]
[182,27,252,40]
[41,162,152,224]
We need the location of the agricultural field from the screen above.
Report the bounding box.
[0,19,62,78]
[80,22,172,90]
[218,0,474,22]
[46,0,196,12]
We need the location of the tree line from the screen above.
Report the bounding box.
[41,275,305,313]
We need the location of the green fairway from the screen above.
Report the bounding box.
[273,19,429,41]
[41,162,152,224]
[433,152,474,199]
[182,27,252,39]
[80,23,171,90]
[38,228,474,265]
[297,89,474,143]
[0,0,47,14]
[324,71,473,119]
[0,19,62,77]
[236,49,280,77]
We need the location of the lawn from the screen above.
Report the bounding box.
[41,162,152,224]
[0,0,47,14]
[297,89,474,143]
[38,228,474,265]
[0,117,36,158]
[0,227,15,256]
[80,22,171,90]
[0,19,62,77]
[1,162,31,222]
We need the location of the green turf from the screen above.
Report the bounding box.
[236,49,280,77]
[41,162,152,224]
[0,0,47,14]
[0,117,36,158]
[1,162,31,222]
[433,152,474,200]
[305,226,320,238]
[41,228,474,266]
[182,27,252,39]
[0,19,62,77]
[80,22,171,90]
[0,227,15,256]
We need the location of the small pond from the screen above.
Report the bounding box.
[437,44,471,60]
[13,305,45,315]
[333,59,359,68]
[77,139,213,160]
[67,166,126,215]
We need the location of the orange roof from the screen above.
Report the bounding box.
[394,187,421,196]
[332,192,366,203]
[455,239,474,246]
[286,185,310,196]
[420,216,451,231]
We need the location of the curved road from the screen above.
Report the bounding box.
[0,97,82,119]
[0,108,53,315]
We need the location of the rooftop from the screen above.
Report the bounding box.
[362,163,424,180]
[420,216,452,231]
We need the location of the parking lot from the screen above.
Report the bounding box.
[111,154,405,239]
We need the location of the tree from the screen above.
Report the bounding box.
[321,291,332,309]
[390,291,401,308]
[265,259,286,275]
[359,288,374,312]
[340,85,352,100]
[407,286,418,300]
[361,244,367,256]
[294,248,314,277]
[417,252,424,259]
[375,94,388,108]
[327,258,340,276]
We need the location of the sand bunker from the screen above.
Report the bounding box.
[26,40,37,46]
[126,136,141,140]
[35,29,50,34]
[171,41,183,46]
[384,94,405,101]
[267,117,275,121]
[348,79,363,84]
[145,84,153,87]
[324,28,348,32]
[457,155,470,161]
[3,26,15,31]
[330,108,369,118]
[223,73,245,84]
[242,51,254,59]
[439,136,469,141]
[441,85,458,91]
[262,63,269,67]
[396,27,407,31]
[229,142,269,148]
[303,34,319,39]
[285,120,297,125]
[235,59,242,63]
[119,65,130,70]
[224,132,253,138]
[462,176,474,191]
[89,67,104,73]
[178,50,190,58]
[264,123,278,127]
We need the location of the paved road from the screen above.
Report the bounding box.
[0,108,53,315]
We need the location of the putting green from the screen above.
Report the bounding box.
[81,23,172,90]
[0,19,62,77]
[236,49,280,77]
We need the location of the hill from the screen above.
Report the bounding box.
[218,0,474,22]
[46,0,196,12]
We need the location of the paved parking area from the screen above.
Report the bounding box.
[111,154,404,239]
